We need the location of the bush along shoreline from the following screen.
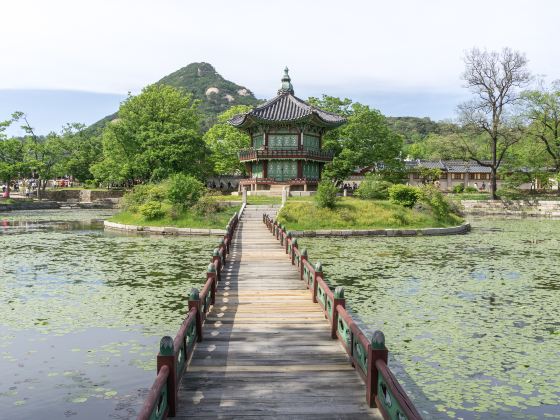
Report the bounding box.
[109,174,240,229]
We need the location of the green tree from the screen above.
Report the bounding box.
[0,116,28,196]
[307,95,353,155]
[91,84,208,184]
[323,103,403,182]
[60,123,102,182]
[418,167,442,184]
[11,112,68,198]
[522,80,560,172]
[203,105,252,175]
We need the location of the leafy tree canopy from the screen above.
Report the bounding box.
[91,84,209,184]
[203,105,252,175]
[308,97,403,182]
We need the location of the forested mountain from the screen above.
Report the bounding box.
[386,116,450,144]
[87,62,261,134]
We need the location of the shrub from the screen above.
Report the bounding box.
[139,201,165,220]
[388,184,422,208]
[122,183,168,211]
[166,205,181,220]
[452,184,465,194]
[167,173,204,209]
[315,180,338,209]
[420,185,452,221]
[355,174,393,200]
[464,186,478,193]
[192,195,221,215]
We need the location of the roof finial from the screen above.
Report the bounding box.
[278,66,294,95]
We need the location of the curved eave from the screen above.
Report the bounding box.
[239,156,332,163]
[229,113,346,131]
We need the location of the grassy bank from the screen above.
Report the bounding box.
[109,204,240,229]
[277,197,463,230]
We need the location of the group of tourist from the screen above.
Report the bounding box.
[1,179,38,198]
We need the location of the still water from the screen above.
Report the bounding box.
[300,218,560,419]
[1,211,559,419]
[0,210,216,419]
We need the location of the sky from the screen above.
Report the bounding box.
[1,0,559,135]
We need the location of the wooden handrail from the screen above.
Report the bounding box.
[376,359,423,420]
[137,365,170,420]
[262,213,423,420]
[137,208,243,420]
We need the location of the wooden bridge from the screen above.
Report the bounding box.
[138,204,423,420]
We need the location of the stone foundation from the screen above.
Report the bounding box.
[288,223,471,237]
[461,200,560,217]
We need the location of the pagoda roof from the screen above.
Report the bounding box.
[229,68,347,130]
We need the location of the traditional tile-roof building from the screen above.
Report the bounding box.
[405,160,534,191]
[230,68,346,194]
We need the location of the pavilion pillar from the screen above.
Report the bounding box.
[263,161,268,178]
[297,161,303,179]
[298,128,303,150]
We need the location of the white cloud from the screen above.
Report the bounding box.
[1,0,559,96]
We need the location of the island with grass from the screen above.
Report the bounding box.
[106,174,240,232]
[275,177,466,236]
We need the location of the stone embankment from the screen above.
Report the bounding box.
[288,223,470,237]
[0,200,61,211]
[43,189,125,202]
[104,221,227,236]
[461,200,560,217]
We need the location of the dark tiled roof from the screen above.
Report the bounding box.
[407,160,492,173]
[229,93,347,129]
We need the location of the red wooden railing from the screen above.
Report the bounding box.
[137,207,243,420]
[264,213,423,420]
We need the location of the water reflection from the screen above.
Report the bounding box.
[0,209,217,419]
[300,218,560,419]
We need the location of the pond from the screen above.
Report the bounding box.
[299,218,560,419]
[0,210,216,419]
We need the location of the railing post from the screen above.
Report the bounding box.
[300,248,308,280]
[157,336,177,416]
[368,330,389,408]
[332,286,345,339]
[207,263,217,305]
[313,262,322,303]
[285,231,291,254]
[219,239,226,265]
[291,238,297,265]
[188,288,203,342]
[225,225,231,254]
[212,248,221,282]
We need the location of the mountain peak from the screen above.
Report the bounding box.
[88,62,260,133]
[157,62,259,128]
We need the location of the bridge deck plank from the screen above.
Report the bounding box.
[175,207,381,419]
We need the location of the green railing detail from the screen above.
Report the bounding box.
[378,376,408,420]
[326,295,333,320]
[317,282,327,310]
[148,382,168,420]
[353,337,368,376]
[176,346,185,377]
[186,319,197,354]
[338,314,352,349]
